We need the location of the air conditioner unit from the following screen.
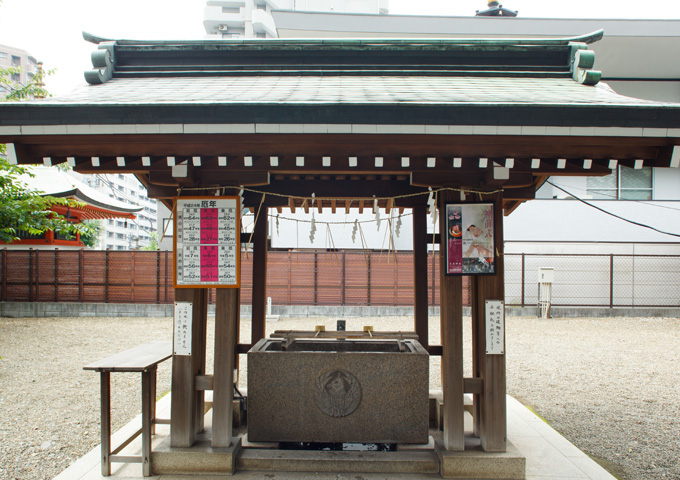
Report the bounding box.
[218,24,229,31]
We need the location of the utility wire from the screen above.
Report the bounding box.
[546,181,680,238]
[547,180,680,212]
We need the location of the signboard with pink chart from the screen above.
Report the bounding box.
[445,202,495,275]
[174,197,240,287]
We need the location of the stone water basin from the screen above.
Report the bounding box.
[247,337,429,444]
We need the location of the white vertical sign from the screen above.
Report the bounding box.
[485,300,505,355]
[174,302,193,356]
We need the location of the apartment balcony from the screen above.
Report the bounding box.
[252,8,278,37]
[253,0,290,9]
[204,4,247,35]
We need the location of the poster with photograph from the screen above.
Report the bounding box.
[445,203,495,275]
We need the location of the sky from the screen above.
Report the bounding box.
[1,0,679,95]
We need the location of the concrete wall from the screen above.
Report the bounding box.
[608,80,680,103]
[2,301,678,319]
[504,199,680,244]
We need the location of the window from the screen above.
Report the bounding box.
[11,55,21,67]
[587,166,652,200]
[0,52,7,59]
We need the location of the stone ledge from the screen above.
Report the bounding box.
[151,436,242,475]
[237,448,441,474]
[435,439,526,480]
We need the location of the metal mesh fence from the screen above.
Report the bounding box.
[504,253,680,308]
[1,249,678,307]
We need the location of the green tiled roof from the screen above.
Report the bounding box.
[1,32,679,129]
[43,76,657,106]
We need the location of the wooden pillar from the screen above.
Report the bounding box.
[171,287,208,447]
[212,288,239,447]
[413,205,429,350]
[439,190,465,451]
[251,207,268,345]
[471,193,507,452]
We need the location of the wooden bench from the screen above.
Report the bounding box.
[84,340,172,477]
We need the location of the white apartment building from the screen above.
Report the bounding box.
[74,172,158,250]
[0,43,38,97]
[203,0,388,38]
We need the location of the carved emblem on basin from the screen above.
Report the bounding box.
[314,369,362,417]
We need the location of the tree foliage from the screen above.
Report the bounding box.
[80,220,102,248]
[1,63,94,244]
[140,231,159,251]
[0,160,93,243]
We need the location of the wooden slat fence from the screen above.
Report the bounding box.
[3,249,675,307]
[0,249,448,306]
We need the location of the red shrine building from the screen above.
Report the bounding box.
[9,166,141,249]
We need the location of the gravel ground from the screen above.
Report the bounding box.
[0,314,678,480]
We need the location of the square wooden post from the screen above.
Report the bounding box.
[471,193,507,452]
[212,288,239,448]
[251,206,268,346]
[171,287,208,447]
[413,205,429,350]
[439,190,465,451]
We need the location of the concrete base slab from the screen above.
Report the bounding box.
[399,435,436,451]
[436,439,526,480]
[240,433,279,449]
[237,448,441,474]
[54,393,620,480]
[151,436,242,476]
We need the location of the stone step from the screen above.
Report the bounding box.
[237,448,441,474]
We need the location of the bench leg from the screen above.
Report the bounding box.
[141,369,154,476]
[150,367,157,436]
[101,371,111,476]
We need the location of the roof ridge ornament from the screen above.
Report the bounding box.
[570,43,601,86]
[85,41,116,85]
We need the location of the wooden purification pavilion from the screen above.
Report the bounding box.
[1,30,679,477]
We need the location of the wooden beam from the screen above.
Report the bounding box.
[439,188,465,451]
[251,206,268,346]
[471,193,507,453]
[6,132,672,156]
[411,171,484,188]
[413,206,429,351]
[464,377,484,395]
[194,375,214,391]
[148,171,271,188]
[213,288,239,448]
[501,185,536,201]
[256,180,429,200]
[144,183,179,199]
[171,288,208,448]
[511,158,612,176]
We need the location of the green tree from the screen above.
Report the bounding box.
[80,220,102,248]
[140,231,159,251]
[1,63,93,244]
